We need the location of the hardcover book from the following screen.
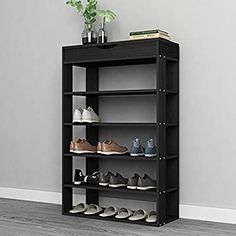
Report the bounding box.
[130,29,168,36]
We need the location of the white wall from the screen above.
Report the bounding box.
[0,0,236,213]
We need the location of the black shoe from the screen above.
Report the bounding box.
[74,169,85,185]
[137,174,156,190]
[109,173,128,188]
[127,173,140,189]
[99,171,114,186]
[84,172,101,184]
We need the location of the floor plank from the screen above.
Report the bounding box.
[0,198,235,236]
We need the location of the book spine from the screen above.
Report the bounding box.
[130,29,168,36]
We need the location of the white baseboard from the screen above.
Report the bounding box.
[0,187,235,224]
[180,204,236,224]
[0,187,62,204]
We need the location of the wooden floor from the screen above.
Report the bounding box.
[0,198,235,236]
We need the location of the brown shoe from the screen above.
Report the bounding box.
[99,140,128,155]
[70,139,97,154]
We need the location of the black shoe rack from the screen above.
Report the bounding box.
[62,39,179,227]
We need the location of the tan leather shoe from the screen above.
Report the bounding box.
[99,140,128,155]
[70,139,97,154]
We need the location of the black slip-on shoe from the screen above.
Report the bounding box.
[99,171,114,186]
[84,172,101,184]
[109,173,128,188]
[74,169,85,185]
[127,173,140,189]
[137,174,157,190]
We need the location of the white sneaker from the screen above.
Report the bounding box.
[73,107,83,123]
[82,107,100,123]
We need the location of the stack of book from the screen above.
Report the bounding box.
[129,29,170,41]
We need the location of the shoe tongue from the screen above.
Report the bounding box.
[133,138,140,147]
[116,173,121,177]
[148,139,154,148]
[104,139,112,145]
[144,174,152,180]
[143,174,148,179]
[77,138,84,143]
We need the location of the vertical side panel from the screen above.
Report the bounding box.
[86,67,99,204]
[161,57,167,224]
[62,48,73,213]
[156,41,166,226]
[176,46,180,219]
[165,46,180,222]
[155,42,160,226]
[157,53,167,225]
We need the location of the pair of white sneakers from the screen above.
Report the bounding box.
[73,107,100,123]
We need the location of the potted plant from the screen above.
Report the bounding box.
[66,0,98,44]
[97,10,116,43]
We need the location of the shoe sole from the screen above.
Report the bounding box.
[84,211,102,215]
[115,215,131,219]
[145,218,157,223]
[127,186,137,190]
[74,181,82,185]
[81,119,100,123]
[72,120,99,123]
[70,150,97,154]
[128,217,146,221]
[98,151,128,155]
[72,120,83,123]
[69,210,85,214]
[130,153,144,157]
[99,183,109,186]
[109,184,127,188]
[99,213,116,218]
[144,154,157,157]
[137,186,156,190]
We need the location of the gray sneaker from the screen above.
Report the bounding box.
[130,138,144,157]
[137,174,157,190]
[145,139,157,157]
[109,173,128,188]
[99,171,113,186]
[127,173,140,189]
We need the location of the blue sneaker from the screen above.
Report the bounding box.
[145,139,157,157]
[130,138,144,157]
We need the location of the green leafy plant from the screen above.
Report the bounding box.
[97,10,116,23]
[66,0,97,25]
